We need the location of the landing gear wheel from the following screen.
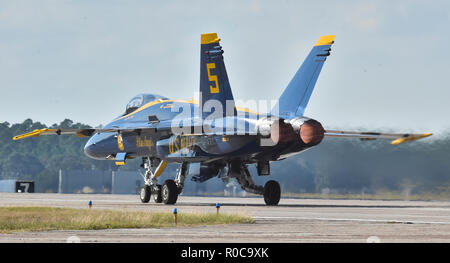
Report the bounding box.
[162,179,178,205]
[153,185,162,203]
[140,185,151,203]
[264,180,281,206]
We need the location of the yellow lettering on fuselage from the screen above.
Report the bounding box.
[136,137,154,150]
[168,136,196,155]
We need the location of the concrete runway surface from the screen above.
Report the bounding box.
[0,193,449,243]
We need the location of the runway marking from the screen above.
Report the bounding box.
[253,216,450,225]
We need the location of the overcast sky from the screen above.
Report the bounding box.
[1,0,449,135]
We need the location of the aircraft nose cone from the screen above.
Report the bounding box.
[84,142,96,158]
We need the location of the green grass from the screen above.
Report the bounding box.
[0,206,254,234]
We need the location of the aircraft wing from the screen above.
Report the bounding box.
[11,119,199,141]
[13,125,432,146]
[12,126,165,140]
[324,130,432,145]
[13,128,109,140]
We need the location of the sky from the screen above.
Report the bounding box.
[0,0,449,135]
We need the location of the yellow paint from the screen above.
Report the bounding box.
[12,128,57,140]
[160,103,173,109]
[207,63,220,94]
[76,131,89,138]
[391,133,432,145]
[235,106,260,115]
[115,161,125,166]
[114,99,199,121]
[201,33,220,44]
[169,135,196,155]
[114,98,261,122]
[117,134,125,151]
[154,161,167,177]
[13,98,263,141]
[169,136,177,154]
[136,136,154,149]
[314,35,335,46]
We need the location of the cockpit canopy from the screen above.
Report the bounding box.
[124,93,168,115]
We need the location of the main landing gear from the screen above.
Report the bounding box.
[263,180,281,206]
[140,158,281,206]
[229,161,281,206]
[140,158,188,205]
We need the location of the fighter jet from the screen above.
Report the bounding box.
[13,33,432,205]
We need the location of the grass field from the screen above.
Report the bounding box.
[0,206,254,234]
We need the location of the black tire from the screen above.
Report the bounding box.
[140,185,151,203]
[264,180,281,206]
[162,179,178,205]
[153,185,163,203]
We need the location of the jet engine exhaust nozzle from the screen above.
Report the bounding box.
[299,119,324,146]
[270,119,324,146]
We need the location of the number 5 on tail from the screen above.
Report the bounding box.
[207,63,219,94]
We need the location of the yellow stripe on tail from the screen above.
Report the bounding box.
[201,33,220,44]
[314,35,335,46]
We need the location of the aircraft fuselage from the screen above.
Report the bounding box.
[84,99,322,164]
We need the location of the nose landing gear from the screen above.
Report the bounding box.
[140,158,187,205]
[140,158,167,204]
[161,179,178,205]
[140,185,151,203]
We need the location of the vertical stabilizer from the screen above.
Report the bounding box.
[200,33,236,119]
[271,35,335,119]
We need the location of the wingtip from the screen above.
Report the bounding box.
[12,129,43,141]
[391,133,432,145]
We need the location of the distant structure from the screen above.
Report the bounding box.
[57,169,228,195]
[58,169,143,194]
[0,180,34,193]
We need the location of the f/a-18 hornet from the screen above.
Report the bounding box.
[14,33,431,205]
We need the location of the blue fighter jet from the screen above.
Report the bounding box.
[13,33,432,205]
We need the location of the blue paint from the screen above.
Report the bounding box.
[200,40,236,119]
[272,44,333,119]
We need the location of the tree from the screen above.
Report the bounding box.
[2,153,44,179]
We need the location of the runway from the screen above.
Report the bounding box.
[0,193,449,242]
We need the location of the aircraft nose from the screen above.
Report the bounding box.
[84,142,96,158]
